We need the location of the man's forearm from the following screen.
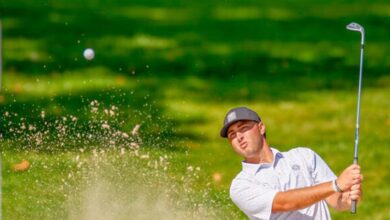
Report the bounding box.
[272,181,335,212]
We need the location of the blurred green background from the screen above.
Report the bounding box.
[0,0,389,219]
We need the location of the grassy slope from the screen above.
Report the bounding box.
[1,0,389,219]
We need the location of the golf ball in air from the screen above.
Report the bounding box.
[83,48,95,60]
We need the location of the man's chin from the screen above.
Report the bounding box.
[243,152,259,160]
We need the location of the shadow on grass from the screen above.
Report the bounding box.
[0,84,182,152]
[2,1,389,81]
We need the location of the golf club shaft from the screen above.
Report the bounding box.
[351,32,364,215]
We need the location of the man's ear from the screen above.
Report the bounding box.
[258,122,266,136]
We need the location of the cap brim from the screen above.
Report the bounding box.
[220,119,241,138]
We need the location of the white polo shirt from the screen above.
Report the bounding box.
[230,147,336,220]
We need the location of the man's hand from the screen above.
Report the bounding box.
[343,183,362,204]
[326,164,363,211]
[333,183,362,211]
[336,164,363,192]
[349,183,362,202]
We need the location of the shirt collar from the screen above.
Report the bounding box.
[241,148,284,174]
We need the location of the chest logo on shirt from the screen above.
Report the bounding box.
[292,164,300,171]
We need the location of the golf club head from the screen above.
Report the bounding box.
[346,22,363,32]
[346,22,365,45]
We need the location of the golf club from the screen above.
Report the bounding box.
[346,22,365,214]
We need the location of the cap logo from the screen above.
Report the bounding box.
[227,111,237,123]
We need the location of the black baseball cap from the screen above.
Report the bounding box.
[220,107,261,138]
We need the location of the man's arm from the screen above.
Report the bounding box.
[272,181,334,212]
[272,164,362,213]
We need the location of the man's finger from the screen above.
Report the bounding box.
[352,178,362,185]
[351,169,361,174]
[350,194,360,201]
[351,184,361,190]
[350,164,360,170]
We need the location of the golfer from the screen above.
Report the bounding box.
[220,107,363,220]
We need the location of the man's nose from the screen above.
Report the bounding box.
[236,132,244,141]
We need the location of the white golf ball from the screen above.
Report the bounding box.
[83,48,95,60]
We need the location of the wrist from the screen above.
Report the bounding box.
[332,179,343,193]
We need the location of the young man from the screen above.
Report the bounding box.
[220,107,363,220]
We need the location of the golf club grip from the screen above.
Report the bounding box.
[351,158,358,214]
[351,200,357,214]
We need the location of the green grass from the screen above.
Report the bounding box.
[1,0,389,219]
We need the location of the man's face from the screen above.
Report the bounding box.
[227,120,265,159]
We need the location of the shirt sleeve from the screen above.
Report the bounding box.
[299,147,337,184]
[230,176,278,220]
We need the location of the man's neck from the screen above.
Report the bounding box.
[245,142,273,164]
